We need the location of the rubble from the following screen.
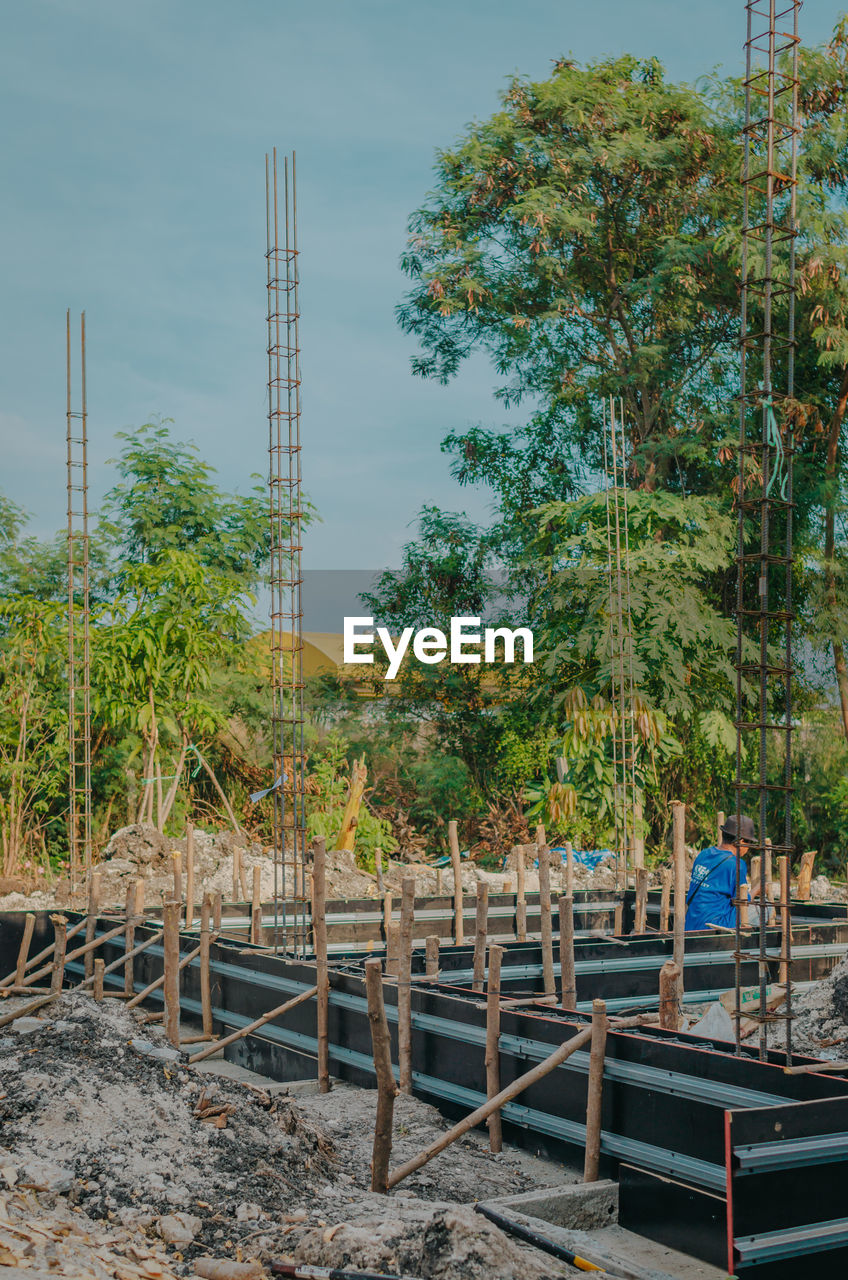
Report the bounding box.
[773,948,848,1057]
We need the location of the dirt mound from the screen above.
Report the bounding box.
[295,1203,570,1278]
[776,948,848,1057]
[0,992,335,1257]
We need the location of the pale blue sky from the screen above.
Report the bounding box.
[1,0,845,567]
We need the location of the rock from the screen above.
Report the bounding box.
[157,1211,202,1245]
[102,824,171,867]
[12,1019,47,1036]
[235,1201,261,1221]
[689,1002,735,1043]
[129,1037,182,1062]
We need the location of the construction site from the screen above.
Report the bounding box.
[5,2,848,1279]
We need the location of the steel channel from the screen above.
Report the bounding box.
[734,1131,848,1173]
[734,1216,848,1265]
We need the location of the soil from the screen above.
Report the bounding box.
[0,992,579,1278]
[767,948,848,1057]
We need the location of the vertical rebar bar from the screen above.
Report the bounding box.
[736,1,800,1062]
[66,310,92,895]
[266,149,307,955]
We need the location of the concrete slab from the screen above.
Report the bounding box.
[491,1178,618,1230]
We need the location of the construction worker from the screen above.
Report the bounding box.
[685,814,755,931]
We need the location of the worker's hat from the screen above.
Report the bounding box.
[721,814,756,843]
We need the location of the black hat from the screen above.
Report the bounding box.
[721,814,756,843]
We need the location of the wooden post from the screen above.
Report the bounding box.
[386,1023,594,1190]
[397,876,415,1094]
[185,823,195,927]
[739,879,750,929]
[124,882,136,997]
[239,852,250,903]
[365,958,397,1194]
[386,922,400,977]
[200,892,213,1037]
[535,821,546,847]
[634,867,648,934]
[213,890,222,931]
[436,867,443,896]
[472,882,489,992]
[515,845,527,943]
[717,811,726,845]
[84,870,101,979]
[425,934,440,977]
[383,892,393,943]
[583,998,608,1182]
[764,839,774,906]
[797,850,817,901]
[485,943,504,1153]
[614,901,623,935]
[633,798,645,870]
[538,843,555,997]
[374,845,384,893]
[449,820,464,945]
[14,914,35,988]
[232,846,241,903]
[162,900,181,1048]
[313,836,330,1094]
[172,851,183,902]
[251,865,262,945]
[135,877,145,915]
[750,855,762,904]
[659,867,672,932]
[672,801,686,1006]
[659,959,680,1031]
[779,856,790,986]
[50,915,67,994]
[565,841,574,897]
[93,958,105,1002]
[558,895,577,1009]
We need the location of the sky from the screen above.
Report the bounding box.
[1,0,846,571]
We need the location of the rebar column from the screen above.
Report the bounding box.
[735,1,801,1063]
[266,150,308,955]
[66,310,92,895]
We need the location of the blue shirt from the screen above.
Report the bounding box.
[685,846,747,931]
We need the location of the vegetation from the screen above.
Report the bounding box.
[5,24,848,879]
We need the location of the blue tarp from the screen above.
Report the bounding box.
[534,847,615,871]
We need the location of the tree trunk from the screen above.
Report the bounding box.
[824,366,848,745]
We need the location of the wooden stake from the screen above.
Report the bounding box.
[385,922,400,977]
[797,849,817,901]
[558,895,577,1009]
[251,865,262,945]
[163,900,181,1047]
[135,877,145,915]
[397,876,415,1094]
[364,958,397,1194]
[614,901,623,935]
[374,845,384,893]
[485,943,504,1153]
[188,983,318,1064]
[659,867,672,932]
[313,837,330,1094]
[14,914,35,988]
[387,1023,594,1189]
[200,892,213,1037]
[383,892,393,942]
[764,839,774,906]
[779,856,790,986]
[538,844,555,997]
[449,820,464,945]
[472,882,489,993]
[239,852,250,903]
[671,800,686,1007]
[93,958,105,1001]
[185,823,195,927]
[634,867,648,934]
[515,845,527,943]
[124,882,136,997]
[232,846,241,903]
[172,851,183,902]
[213,890,222,931]
[717,811,726,845]
[50,915,68,994]
[425,934,440,977]
[583,998,608,1182]
[565,841,574,897]
[659,959,680,1031]
[84,871,101,979]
